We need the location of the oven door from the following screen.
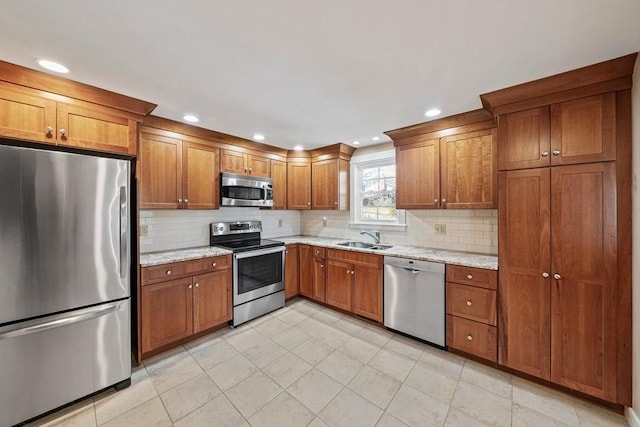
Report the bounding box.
[233,246,285,305]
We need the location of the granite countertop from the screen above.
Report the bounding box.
[139,236,498,270]
[276,235,498,270]
[140,246,232,267]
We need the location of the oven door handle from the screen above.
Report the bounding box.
[234,245,285,259]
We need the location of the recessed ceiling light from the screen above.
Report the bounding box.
[425,108,441,118]
[37,59,69,74]
[253,134,265,141]
[372,136,380,141]
[293,145,304,151]
[183,114,199,123]
[353,141,360,146]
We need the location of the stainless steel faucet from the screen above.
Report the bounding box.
[360,230,381,244]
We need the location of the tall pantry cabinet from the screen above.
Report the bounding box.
[481,53,635,405]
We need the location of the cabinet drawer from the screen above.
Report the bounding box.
[142,262,188,285]
[446,265,497,290]
[446,283,496,325]
[446,315,497,362]
[312,246,326,258]
[327,248,382,268]
[187,255,231,274]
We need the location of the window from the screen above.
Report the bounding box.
[350,148,406,229]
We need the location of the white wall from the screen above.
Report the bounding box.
[629,52,640,425]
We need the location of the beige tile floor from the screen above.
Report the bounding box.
[29,298,628,427]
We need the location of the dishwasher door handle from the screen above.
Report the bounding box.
[402,267,422,274]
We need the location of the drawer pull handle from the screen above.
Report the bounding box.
[166,270,172,275]
[467,335,473,341]
[467,274,473,280]
[466,300,472,306]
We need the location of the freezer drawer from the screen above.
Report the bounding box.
[0,299,131,427]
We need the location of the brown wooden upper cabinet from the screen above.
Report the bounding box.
[270,159,287,209]
[388,109,497,210]
[0,80,140,155]
[497,93,616,171]
[139,130,220,210]
[395,129,497,209]
[287,160,312,209]
[221,149,271,178]
[312,158,350,210]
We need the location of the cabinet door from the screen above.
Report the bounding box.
[396,140,440,209]
[285,245,300,299]
[298,245,313,298]
[498,168,551,379]
[352,266,383,322]
[0,81,56,143]
[497,106,550,171]
[440,129,497,209]
[550,162,617,400]
[326,260,352,311]
[248,154,271,178]
[550,93,616,166]
[271,160,287,209]
[193,270,232,333]
[182,141,220,209]
[139,133,183,209]
[220,149,247,174]
[312,257,326,302]
[57,103,135,155]
[287,162,311,209]
[312,159,338,209]
[141,278,193,353]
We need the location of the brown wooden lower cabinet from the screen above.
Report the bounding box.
[298,245,313,298]
[446,265,498,362]
[140,255,232,356]
[284,244,299,299]
[325,249,383,322]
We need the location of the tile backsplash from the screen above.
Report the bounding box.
[300,210,497,254]
[140,208,497,255]
[139,208,301,253]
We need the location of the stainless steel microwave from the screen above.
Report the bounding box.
[220,173,274,207]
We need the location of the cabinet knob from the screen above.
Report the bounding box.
[307,202,311,205]
[351,270,355,275]
[441,198,446,204]
[433,198,438,204]
[346,269,351,274]
[59,129,66,136]
[334,201,338,205]
[467,335,473,341]
[552,150,560,156]
[166,270,172,275]
[285,250,288,254]
[212,262,217,267]
[195,283,199,288]
[249,167,252,173]
[184,199,188,204]
[178,198,183,203]
[553,273,561,280]
[466,300,472,306]
[541,151,549,157]
[46,126,53,135]
[188,284,192,289]
[320,264,324,268]
[466,274,473,280]
[542,272,550,278]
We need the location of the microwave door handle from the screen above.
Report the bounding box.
[264,185,268,203]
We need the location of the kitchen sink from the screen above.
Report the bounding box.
[337,241,393,251]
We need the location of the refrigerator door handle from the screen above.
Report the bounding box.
[0,300,125,340]
[119,185,128,279]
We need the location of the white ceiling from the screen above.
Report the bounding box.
[1,1,638,150]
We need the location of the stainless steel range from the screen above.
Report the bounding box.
[210,221,285,326]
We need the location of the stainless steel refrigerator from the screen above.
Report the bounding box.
[0,143,132,427]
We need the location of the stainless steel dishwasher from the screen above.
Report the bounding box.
[384,256,445,347]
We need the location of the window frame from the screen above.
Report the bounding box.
[349,148,406,231]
